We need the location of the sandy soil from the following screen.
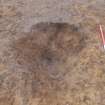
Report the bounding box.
[0,0,105,105]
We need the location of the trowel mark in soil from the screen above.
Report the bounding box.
[12,22,86,68]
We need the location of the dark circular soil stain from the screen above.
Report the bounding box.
[12,22,86,68]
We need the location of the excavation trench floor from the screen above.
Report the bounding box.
[0,0,105,105]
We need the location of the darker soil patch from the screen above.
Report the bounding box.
[12,22,87,68]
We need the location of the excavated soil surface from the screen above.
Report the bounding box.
[1,0,105,105]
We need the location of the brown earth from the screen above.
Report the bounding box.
[0,0,105,105]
